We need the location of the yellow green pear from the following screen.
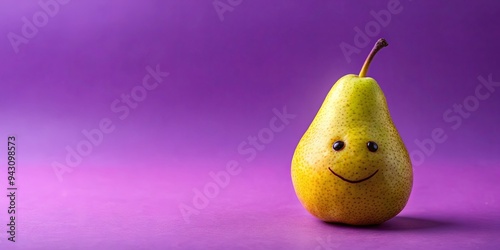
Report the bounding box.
[291,38,412,226]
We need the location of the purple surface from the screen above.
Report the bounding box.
[0,0,499,249]
[10,163,500,249]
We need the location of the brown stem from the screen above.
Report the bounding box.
[359,38,388,77]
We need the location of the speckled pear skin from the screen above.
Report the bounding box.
[291,74,412,226]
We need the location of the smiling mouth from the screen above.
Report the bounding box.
[328,168,379,184]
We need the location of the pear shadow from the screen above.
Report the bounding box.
[376,216,455,231]
[323,216,455,231]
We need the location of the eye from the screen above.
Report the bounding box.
[333,141,345,151]
[367,141,378,152]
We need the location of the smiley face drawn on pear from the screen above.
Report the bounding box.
[328,140,379,184]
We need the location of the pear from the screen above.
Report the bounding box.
[291,38,412,226]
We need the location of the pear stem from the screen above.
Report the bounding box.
[358,38,388,78]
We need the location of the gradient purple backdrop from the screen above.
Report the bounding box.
[0,1,499,249]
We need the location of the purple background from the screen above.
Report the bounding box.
[1,0,499,249]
